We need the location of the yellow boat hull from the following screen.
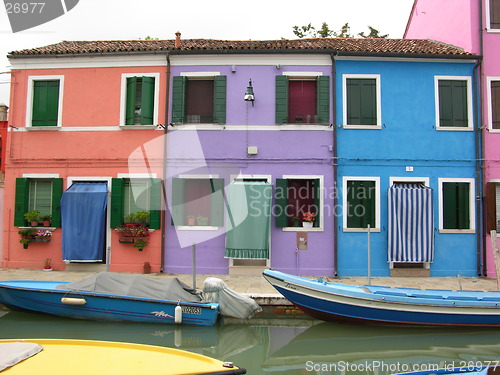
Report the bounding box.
[0,339,246,374]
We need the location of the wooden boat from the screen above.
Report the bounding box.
[0,273,219,326]
[0,339,246,374]
[263,269,500,326]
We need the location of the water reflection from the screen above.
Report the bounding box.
[2,310,500,374]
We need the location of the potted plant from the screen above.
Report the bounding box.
[43,258,52,271]
[291,216,301,227]
[302,212,316,228]
[18,228,36,248]
[34,229,52,242]
[186,215,195,226]
[134,239,148,251]
[197,215,209,226]
[41,215,52,227]
[134,211,150,226]
[24,210,40,226]
[20,237,31,249]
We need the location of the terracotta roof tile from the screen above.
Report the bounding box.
[9,38,474,57]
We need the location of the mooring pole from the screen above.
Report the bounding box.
[367,224,371,285]
[192,243,196,289]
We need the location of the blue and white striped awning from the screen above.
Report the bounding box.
[388,183,434,263]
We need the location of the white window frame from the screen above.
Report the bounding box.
[342,74,382,129]
[175,174,220,231]
[26,75,64,128]
[434,76,473,131]
[119,73,160,126]
[438,177,475,233]
[342,176,380,232]
[278,175,324,232]
[487,76,500,132]
[486,0,500,32]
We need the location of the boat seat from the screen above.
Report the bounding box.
[372,290,408,297]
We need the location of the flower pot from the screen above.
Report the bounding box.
[302,222,313,228]
[119,237,135,244]
[43,267,52,272]
[30,221,39,227]
[187,218,195,226]
[43,221,51,227]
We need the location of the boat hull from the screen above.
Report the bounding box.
[0,280,218,326]
[263,270,500,326]
[0,339,246,374]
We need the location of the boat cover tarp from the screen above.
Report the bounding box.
[388,183,434,262]
[57,273,202,303]
[61,183,107,262]
[203,277,261,319]
[0,342,42,371]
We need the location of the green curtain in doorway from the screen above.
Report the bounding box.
[225,181,271,259]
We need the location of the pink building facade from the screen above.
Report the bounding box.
[406,0,500,276]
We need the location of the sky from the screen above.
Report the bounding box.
[0,0,414,105]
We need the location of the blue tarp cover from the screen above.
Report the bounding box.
[61,183,107,262]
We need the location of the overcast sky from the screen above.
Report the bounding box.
[0,0,414,105]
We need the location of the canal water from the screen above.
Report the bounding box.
[1,308,500,374]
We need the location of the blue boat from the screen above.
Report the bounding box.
[0,273,219,326]
[263,269,500,326]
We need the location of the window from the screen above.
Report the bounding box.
[275,74,330,124]
[343,177,380,231]
[489,0,500,29]
[26,76,64,127]
[171,75,226,125]
[14,177,63,226]
[170,177,224,227]
[121,73,159,126]
[435,76,472,130]
[486,182,500,232]
[110,178,161,229]
[488,78,500,130]
[439,178,475,232]
[275,176,323,230]
[343,75,381,128]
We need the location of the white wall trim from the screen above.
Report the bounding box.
[282,71,323,77]
[437,177,475,232]
[22,173,59,178]
[26,75,64,128]
[342,176,380,232]
[434,75,473,131]
[342,74,382,129]
[180,72,221,77]
[119,73,160,126]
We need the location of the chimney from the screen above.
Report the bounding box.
[175,32,181,48]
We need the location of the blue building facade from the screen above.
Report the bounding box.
[336,58,480,277]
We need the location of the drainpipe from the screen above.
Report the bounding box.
[474,59,483,276]
[160,51,171,273]
[331,52,338,277]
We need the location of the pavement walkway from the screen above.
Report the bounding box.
[1,268,499,299]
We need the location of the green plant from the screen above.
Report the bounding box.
[40,215,52,222]
[24,210,40,223]
[133,239,148,251]
[196,215,209,225]
[18,228,36,237]
[124,213,137,224]
[135,211,150,224]
[20,237,32,249]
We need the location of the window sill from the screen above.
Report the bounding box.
[343,228,381,233]
[25,126,61,131]
[342,124,382,130]
[436,126,473,131]
[176,225,219,231]
[282,227,323,232]
[19,226,56,231]
[279,124,332,131]
[119,125,158,130]
[439,229,475,234]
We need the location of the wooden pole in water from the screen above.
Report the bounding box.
[367,224,371,285]
[490,230,500,290]
[192,243,196,290]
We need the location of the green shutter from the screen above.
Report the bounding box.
[313,179,321,227]
[51,178,63,227]
[443,182,470,229]
[32,80,60,127]
[14,178,29,226]
[347,79,377,126]
[110,178,124,228]
[140,76,155,125]
[347,180,375,228]
[171,76,186,124]
[275,75,289,124]
[316,76,330,125]
[457,182,470,229]
[171,178,185,225]
[213,76,226,124]
[125,77,137,125]
[275,179,288,227]
[439,80,468,127]
[149,178,161,229]
[210,178,224,227]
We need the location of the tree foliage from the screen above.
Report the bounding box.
[292,22,388,38]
